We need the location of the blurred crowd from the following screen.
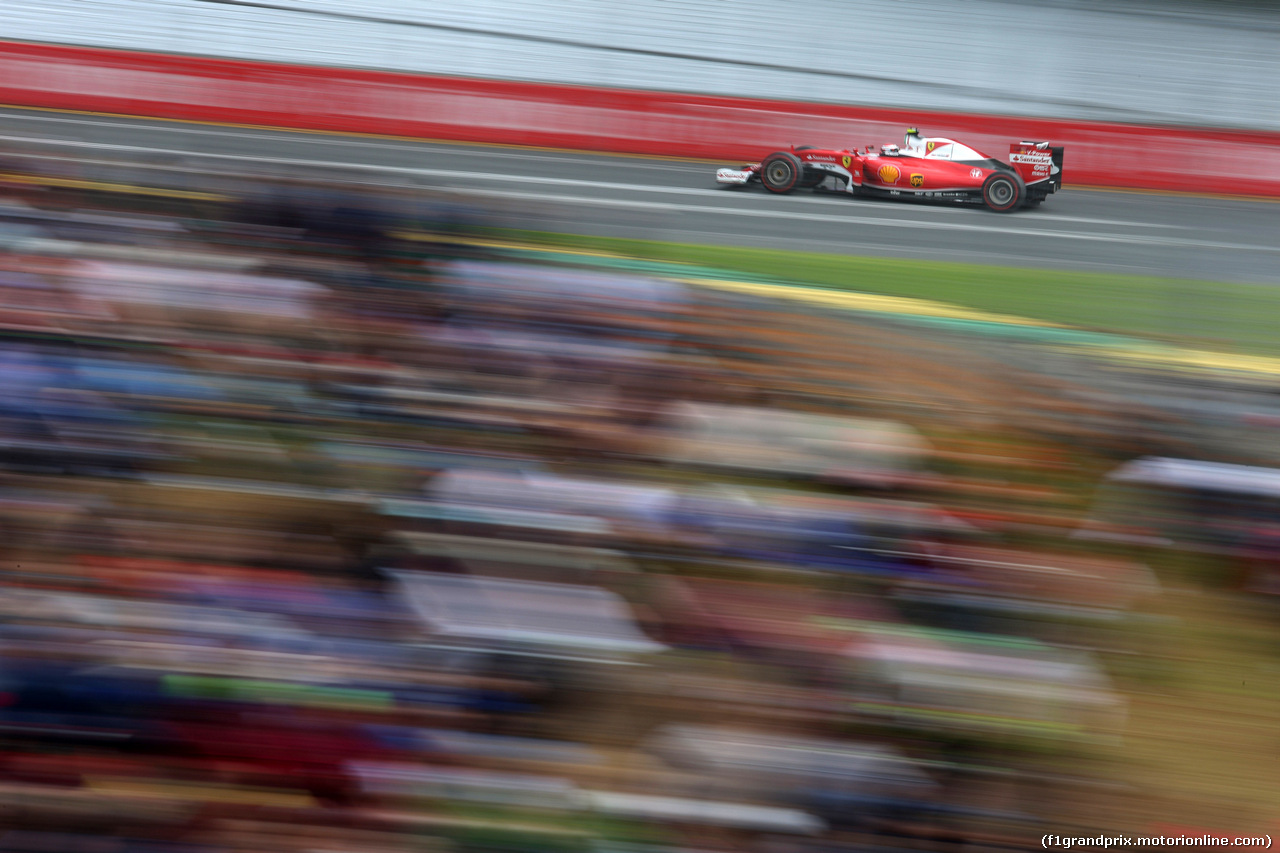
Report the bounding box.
[0,161,1272,853]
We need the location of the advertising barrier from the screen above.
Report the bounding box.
[0,40,1277,196]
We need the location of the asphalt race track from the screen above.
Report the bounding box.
[1,106,1277,285]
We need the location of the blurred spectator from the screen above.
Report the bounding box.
[0,155,1257,853]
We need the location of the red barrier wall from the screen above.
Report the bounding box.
[1,40,1278,196]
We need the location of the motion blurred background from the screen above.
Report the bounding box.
[0,2,1277,852]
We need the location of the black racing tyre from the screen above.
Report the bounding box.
[981,172,1023,212]
[760,152,804,194]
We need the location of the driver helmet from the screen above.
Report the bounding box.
[881,144,901,156]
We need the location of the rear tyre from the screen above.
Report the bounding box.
[761,152,804,194]
[981,173,1022,212]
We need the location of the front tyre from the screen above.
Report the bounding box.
[982,173,1023,212]
[761,152,804,194]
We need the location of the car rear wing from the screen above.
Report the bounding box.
[1009,141,1064,190]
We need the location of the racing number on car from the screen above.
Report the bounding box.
[841,155,852,169]
[878,164,900,184]
[909,174,924,188]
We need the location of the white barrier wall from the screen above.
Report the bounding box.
[9,0,1280,129]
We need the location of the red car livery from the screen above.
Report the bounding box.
[716,129,1064,212]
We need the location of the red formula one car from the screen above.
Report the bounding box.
[716,129,1063,212]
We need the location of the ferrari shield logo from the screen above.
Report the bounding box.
[841,155,852,169]
[926,141,937,152]
[910,173,924,187]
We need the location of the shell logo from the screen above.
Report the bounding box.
[909,173,924,187]
[841,155,852,169]
[877,164,900,184]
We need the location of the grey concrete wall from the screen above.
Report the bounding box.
[8,0,1280,129]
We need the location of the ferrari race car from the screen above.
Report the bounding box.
[716,129,1063,212]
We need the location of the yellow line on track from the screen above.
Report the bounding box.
[679,275,1065,328]
[0,171,229,201]
[1091,346,1280,378]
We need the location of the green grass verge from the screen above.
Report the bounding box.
[483,229,1280,358]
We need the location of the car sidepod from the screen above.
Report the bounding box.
[859,155,990,205]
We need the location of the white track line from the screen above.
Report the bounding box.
[0,109,700,172]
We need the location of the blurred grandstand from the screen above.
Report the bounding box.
[0,143,1275,853]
